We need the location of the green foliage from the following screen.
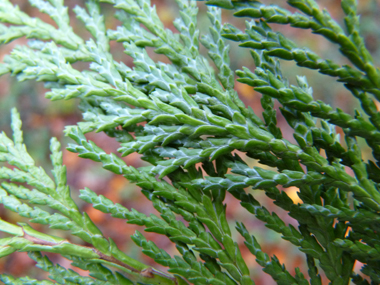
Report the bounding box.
[0,0,379,284]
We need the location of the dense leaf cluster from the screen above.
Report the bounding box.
[0,0,379,284]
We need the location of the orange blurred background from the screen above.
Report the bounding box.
[1,0,379,284]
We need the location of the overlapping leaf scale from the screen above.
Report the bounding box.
[0,111,141,262]
[301,203,380,227]
[79,187,144,222]
[298,212,351,282]
[115,98,246,149]
[81,187,248,284]
[0,161,56,192]
[237,0,379,87]
[237,64,380,143]
[159,197,235,266]
[117,124,192,158]
[106,0,220,88]
[229,1,346,47]
[120,44,178,92]
[227,187,303,247]
[302,118,349,164]
[0,222,101,259]
[0,274,54,285]
[0,0,82,49]
[148,147,205,179]
[231,27,379,137]
[2,44,116,101]
[190,158,333,191]
[108,19,199,97]
[29,252,113,285]
[189,157,374,277]
[2,0,376,282]
[349,87,380,132]
[67,255,133,285]
[83,39,126,89]
[70,105,380,212]
[0,24,50,46]
[132,231,237,285]
[275,84,380,201]
[118,127,234,175]
[236,222,308,285]
[339,0,380,130]
[349,229,380,261]
[0,183,76,230]
[80,176,204,234]
[81,101,148,133]
[67,127,130,175]
[360,263,380,284]
[281,107,344,162]
[107,15,156,48]
[1,3,131,101]
[192,171,352,276]
[66,125,171,182]
[115,118,380,213]
[79,162,251,285]
[4,32,242,138]
[116,40,242,121]
[222,19,374,92]
[266,187,340,267]
[341,0,360,37]
[27,39,94,64]
[109,27,241,121]
[200,6,234,90]
[0,121,56,194]
[119,135,159,157]
[114,3,201,71]
[118,42,202,115]
[74,1,109,52]
[149,190,227,245]
[30,0,71,31]
[0,237,146,283]
[106,1,251,127]
[220,0,380,92]
[0,111,64,201]
[150,187,254,284]
[80,172,200,242]
[118,116,231,158]
[334,239,380,262]
[344,135,380,206]
[173,0,199,59]
[175,243,246,285]
[226,17,378,138]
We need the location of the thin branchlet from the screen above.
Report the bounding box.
[0,0,379,284]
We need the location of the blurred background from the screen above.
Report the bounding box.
[0,0,379,284]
